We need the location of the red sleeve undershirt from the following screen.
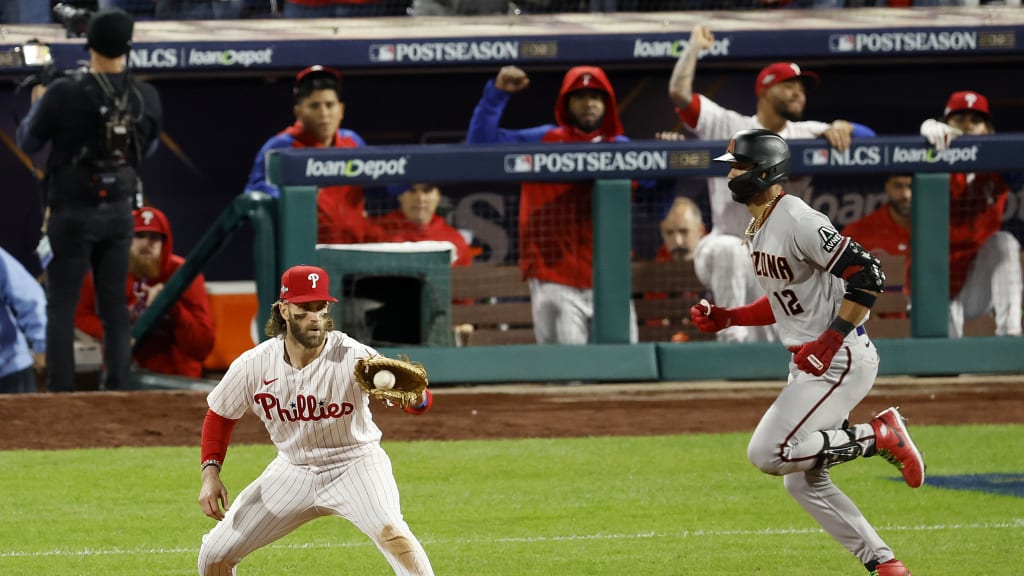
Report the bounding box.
[730,296,776,326]
[201,409,239,466]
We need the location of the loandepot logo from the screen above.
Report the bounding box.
[633,37,732,58]
[829,31,977,53]
[187,48,273,67]
[891,145,979,166]
[304,157,409,180]
[503,151,668,174]
[369,41,519,63]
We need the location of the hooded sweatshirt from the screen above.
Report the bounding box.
[76,207,214,377]
[245,122,385,244]
[466,66,627,288]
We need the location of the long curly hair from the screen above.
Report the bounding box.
[264,301,334,338]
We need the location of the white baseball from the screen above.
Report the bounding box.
[373,370,396,391]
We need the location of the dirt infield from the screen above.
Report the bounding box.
[0,376,1022,451]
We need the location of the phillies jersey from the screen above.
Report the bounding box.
[677,95,830,237]
[747,194,854,347]
[207,331,382,467]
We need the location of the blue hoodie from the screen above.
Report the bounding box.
[0,247,46,379]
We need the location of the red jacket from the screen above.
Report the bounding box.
[519,67,626,289]
[370,211,473,267]
[75,207,214,377]
[946,172,1010,297]
[842,205,910,257]
[276,123,385,245]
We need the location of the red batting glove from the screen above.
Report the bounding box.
[689,299,733,333]
[788,330,845,376]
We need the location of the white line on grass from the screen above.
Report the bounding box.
[2,519,1021,558]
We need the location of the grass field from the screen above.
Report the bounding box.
[0,425,1020,575]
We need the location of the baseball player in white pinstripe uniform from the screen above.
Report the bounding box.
[197,264,434,576]
[691,130,925,576]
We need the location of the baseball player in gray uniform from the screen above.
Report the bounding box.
[196,264,434,576]
[690,129,925,576]
[669,24,876,343]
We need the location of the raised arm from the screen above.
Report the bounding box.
[668,24,715,110]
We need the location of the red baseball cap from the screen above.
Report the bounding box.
[133,207,168,236]
[943,90,990,120]
[755,62,819,97]
[294,65,342,93]
[279,265,338,303]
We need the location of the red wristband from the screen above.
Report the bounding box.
[403,389,433,416]
[201,409,238,466]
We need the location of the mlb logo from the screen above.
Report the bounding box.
[829,34,855,53]
[369,44,396,62]
[803,148,829,166]
[504,154,533,173]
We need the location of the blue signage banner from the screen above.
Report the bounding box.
[269,134,1023,187]
[27,25,1023,73]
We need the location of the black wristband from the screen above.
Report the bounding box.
[201,459,222,472]
[828,317,856,337]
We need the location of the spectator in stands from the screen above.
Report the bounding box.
[915,90,1022,338]
[282,0,400,17]
[372,182,473,267]
[0,246,46,393]
[657,196,705,263]
[667,23,875,343]
[245,65,384,245]
[75,207,214,378]
[842,174,912,257]
[466,64,638,345]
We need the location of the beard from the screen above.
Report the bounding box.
[571,114,602,134]
[129,253,161,280]
[777,103,803,123]
[670,247,693,262]
[287,316,334,349]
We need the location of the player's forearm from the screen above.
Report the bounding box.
[835,297,873,329]
[668,43,700,109]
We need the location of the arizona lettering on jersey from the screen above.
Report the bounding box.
[751,251,795,281]
[747,194,857,347]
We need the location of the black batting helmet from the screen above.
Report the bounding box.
[713,129,791,204]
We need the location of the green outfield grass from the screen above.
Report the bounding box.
[0,425,1020,575]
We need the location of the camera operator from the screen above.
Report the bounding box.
[16,8,162,392]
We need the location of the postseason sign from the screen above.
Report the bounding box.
[269,135,1021,187]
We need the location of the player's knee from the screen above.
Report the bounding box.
[991,231,1021,257]
[747,439,783,475]
[197,542,236,576]
[378,524,421,570]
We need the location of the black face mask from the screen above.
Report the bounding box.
[728,171,766,204]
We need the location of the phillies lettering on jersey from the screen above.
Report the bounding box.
[208,331,383,466]
[254,393,355,422]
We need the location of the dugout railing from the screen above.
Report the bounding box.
[257,134,1024,383]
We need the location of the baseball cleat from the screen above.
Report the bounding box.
[870,407,925,488]
[871,558,911,576]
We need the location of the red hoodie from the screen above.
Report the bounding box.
[519,66,626,289]
[75,207,214,377]
[279,123,385,245]
[370,210,473,267]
